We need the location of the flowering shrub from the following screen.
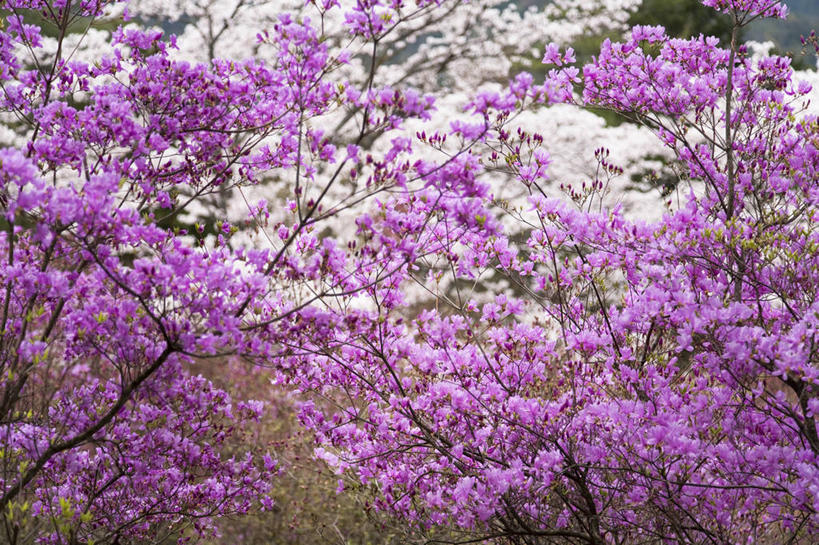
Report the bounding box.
[276,1,819,544]
[1,0,818,544]
[0,0,438,542]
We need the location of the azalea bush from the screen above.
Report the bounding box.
[0,0,442,542]
[279,1,819,544]
[0,0,818,544]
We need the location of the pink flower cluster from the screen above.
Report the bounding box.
[701,0,788,19]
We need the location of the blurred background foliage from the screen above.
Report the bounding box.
[748,0,819,69]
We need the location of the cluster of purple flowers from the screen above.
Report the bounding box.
[0,0,816,543]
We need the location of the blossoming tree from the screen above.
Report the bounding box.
[0,0,444,542]
[277,1,819,544]
[1,0,818,544]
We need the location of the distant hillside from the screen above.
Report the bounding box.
[784,0,819,14]
[748,0,819,67]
